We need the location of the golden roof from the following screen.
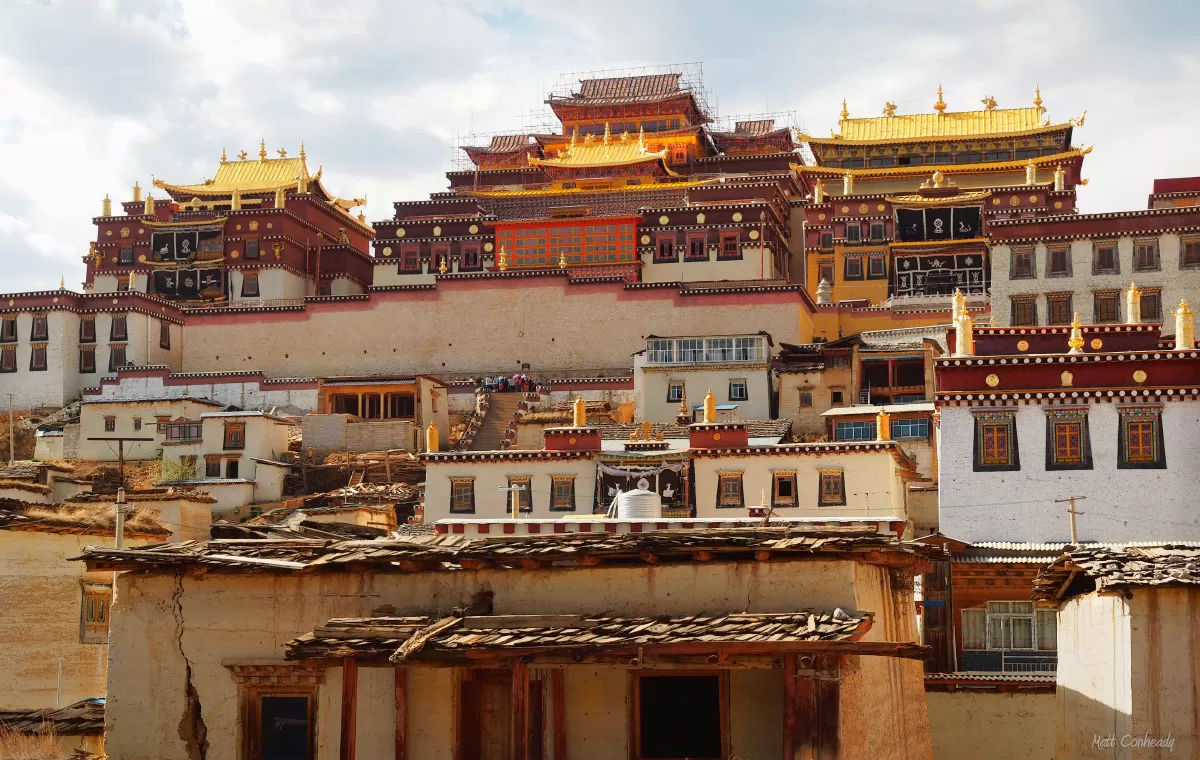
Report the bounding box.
[531,127,668,170]
[155,156,315,196]
[464,178,713,198]
[791,147,1090,179]
[804,107,1078,145]
[885,190,992,206]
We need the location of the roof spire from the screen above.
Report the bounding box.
[59,274,65,289]
[933,85,947,114]
[132,181,142,203]
[840,99,849,120]
[238,149,248,160]
[1067,313,1085,354]
[277,148,288,158]
[1034,85,1045,112]
[220,147,228,164]
[299,141,306,161]
[102,194,112,217]
[882,101,897,117]
[258,138,267,161]
[603,122,611,145]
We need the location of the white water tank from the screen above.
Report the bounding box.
[616,488,661,520]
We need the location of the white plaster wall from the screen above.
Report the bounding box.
[938,401,1200,542]
[423,458,598,520]
[991,234,1200,327]
[641,246,781,283]
[693,449,906,519]
[1055,593,1133,759]
[88,374,318,413]
[77,398,219,461]
[371,262,437,287]
[227,268,308,301]
[0,311,77,408]
[34,433,64,460]
[634,361,771,423]
[1128,589,1200,755]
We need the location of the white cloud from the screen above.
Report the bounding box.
[1,0,1198,293]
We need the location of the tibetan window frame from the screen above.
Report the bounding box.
[228,662,322,760]
[728,378,749,402]
[798,390,813,408]
[718,232,742,261]
[817,469,846,507]
[686,234,708,262]
[449,477,476,514]
[79,316,96,344]
[1045,409,1093,470]
[159,320,171,350]
[1133,239,1160,272]
[1092,241,1119,275]
[223,422,246,450]
[1046,245,1072,277]
[866,252,887,280]
[460,243,482,271]
[506,475,533,513]
[715,471,744,509]
[205,455,223,478]
[110,313,128,341]
[0,317,16,343]
[817,258,834,285]
[654,234,678,263]
[1009,247,1036,280]
[119,245,134,264]
[1093,291,1120,324]
[666,380,684,403]
[549,474,576,512]
[0,345,15,373]
[244,238,261,260]
[103,416,116,433]
[80,583,113,644]
[30,314,49,341]
[1140,287,1162,322]
[29,343,47,372]
[771,470,798,508]
[431,244,451,273]
[843,253,864,281]
[1180,237,1200,270]
[843,223,862,244]
[1046,292,1073,326]
[400,245,421,274]
[107,344,127,372]
[79,345,96,374]
[241,271,261,298]
[1010,296,1038,327]
[1117,406,1166,469]
[818,231,834,250]
[973,411,1020,472]
[869,222,887,242]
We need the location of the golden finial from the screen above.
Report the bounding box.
[127,271,136,290]
[220,147,227,164]
[678,388,689,420]
[638,126,645,148]
[583,131,595,144]
[1177,299,1196,350]
[59,274,65,289]
[569,127,577,148]
[143,193,155,217]
[559,249,567,269]
[840,99,849,120]
[357,210,366,223]
[230,188,241,211]
[1033,85,1044,112]
[277,148,288,158]
[603,122,611,145]
[275,187,286,208]
[933,85,947,114]
[258,138,267,161]
[573,395,586,427]
[132,181,142,203]
[619,130,630,142]
[101,193,112,216]
[981,95,997,110]
[238,149,248,160]
[426,421,439,452]
[498,245,508,272]
[1067,312,1085,354]
[702,390,716,424]
[299,142,306,161]
[882,101,897,117]
[438,257,447,274]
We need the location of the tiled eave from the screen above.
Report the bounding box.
[937,386,1200,405]
[688,441,900,457]
[421,450,595,463]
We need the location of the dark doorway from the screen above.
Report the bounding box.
[638,674,723,758]
[259,695,310,760]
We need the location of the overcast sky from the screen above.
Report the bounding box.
[2,0,1198,292]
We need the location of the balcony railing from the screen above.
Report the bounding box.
[960,650,1057,673]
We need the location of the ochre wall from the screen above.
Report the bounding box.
[926,691,1055,760]
[179,277,809,378]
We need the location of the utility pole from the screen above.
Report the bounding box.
[1054,496,1087,544]
[500,484,526,520]
[7,393,14,464]
[86,435,154,490]
[114,487,127,549]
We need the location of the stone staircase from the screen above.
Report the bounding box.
[469,393,524,451]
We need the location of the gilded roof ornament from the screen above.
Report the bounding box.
[59,274,65,289]
[220,147,228,164]
[569,128,578,148]
[438,257,447,274]
[933,85,947,114]
[981,95,998,110]
[583,132,595,144]
[102,194,112,216]
[132,181,142,203]
[1067,313,1085,354]
[882,101,897,117]
[258,138,268,161]
[840,99,849,120]
[573,395,587,427]
[238,150,248,160]
[299,142,306,161]
[498,245,508,271]
[559,249,567,269]
[1070,110,1087,128]
[703,390,716,424]
[277,148,288,158]
[603,122,611,145]
[1033,85,1045,112]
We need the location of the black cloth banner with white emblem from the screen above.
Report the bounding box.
[924,208,953,240]
[150,227,222,261]
[153,267,223,299]
[896,210,925,242]
[953,207,981,238]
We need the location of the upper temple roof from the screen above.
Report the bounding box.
[552,74,684,106]
[155,155,315,197]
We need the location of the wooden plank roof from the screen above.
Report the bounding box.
[0,698,104,736]
[1033,545,1200,602]
[79,527,941,573]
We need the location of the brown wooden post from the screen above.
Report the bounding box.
[791,656,817,760]
[815,656,840,760]
[340,657,358,760]
[394,666,408,760]
[782,654,796,759]
[551,669,566,760]
[511,661,530,760]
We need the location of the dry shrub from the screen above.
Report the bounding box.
[0,722,63,760]
[23,504,163,534]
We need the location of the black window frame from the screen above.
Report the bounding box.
[449,477,476,514]
[30,314,48,341]
[1046,245,1071,277]
[1093,242,1119,275]
[0,345,16,373]
[1117,407,1166,469]
[108,343,127,372]
[1093,292,1120,323]
[245,238,260,260]
[866,253,887,280]
[29,343,47,371]
[843,253,864,280]
[241,271,261,298]
[1047,294,1073,326]
[728,378,749,402]
[1045,410,1093,471]
[0,317,16,343]
[1011,298,1038,326]
[110,314,128,341]
[817,469,847,507]
[79,345,96,374]
[79,317,96,343]
[1010,248,1036,280]
[715,472,744,509]
[549,475,576,512]
[972,412,1021,472]
[1133,240,1160,272]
